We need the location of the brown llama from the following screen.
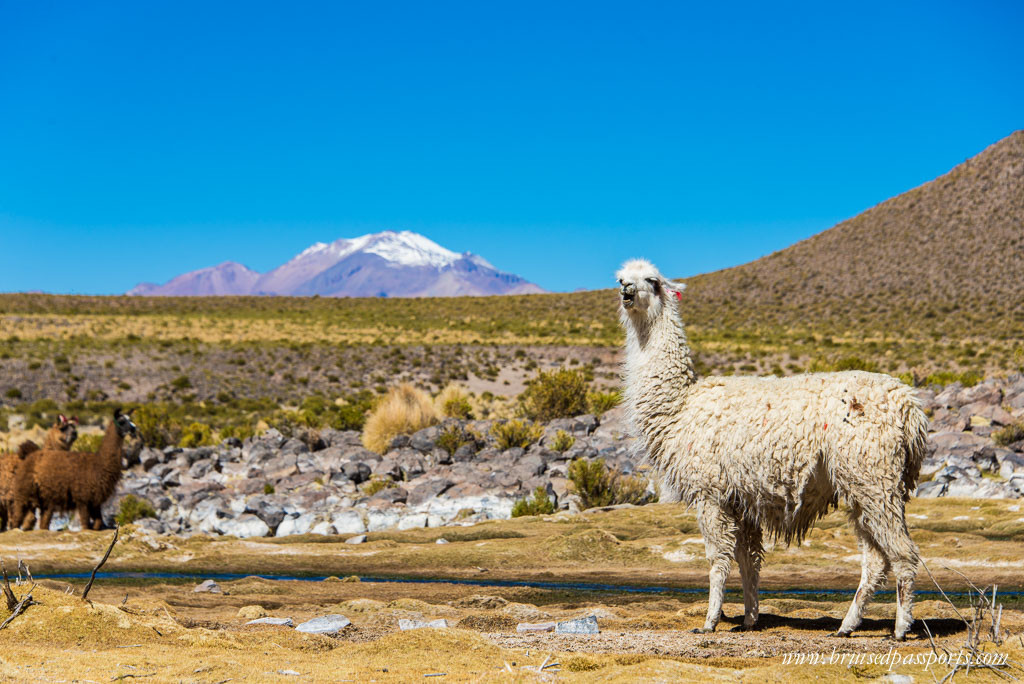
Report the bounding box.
[0,415,79,531]
[13,409,138,532]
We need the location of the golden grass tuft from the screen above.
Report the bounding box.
[435,383,473,418]
[361,383,439,453]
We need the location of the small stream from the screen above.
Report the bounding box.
[34,571,1024,599]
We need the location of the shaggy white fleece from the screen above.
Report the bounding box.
[616,259,927,639]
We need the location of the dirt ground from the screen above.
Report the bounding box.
[2,499,1023,682]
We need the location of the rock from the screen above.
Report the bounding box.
[999,453,1024,479]
[398,618,448,630]
[332,510,367,535]
[247,617,294,627]
[342,461,372,484]
[398,513,429,530]
[345,534,367,544]
[366,509,401,531]
[407,478,454,506]
[516,621,556,633]
[139,448,162,471]
[275,512,316,537]
[296,615,351,635]
[388,434,411,450]
[218,514,271,538]
[247,497,286,531]
[368,487,408,505]
[410,426,440,453]
[555,615,599,634]
[194,579,222,594]
[238,605,268,620]
[436,538,449,544]
[453,443,477,462]
[915,480,947,498]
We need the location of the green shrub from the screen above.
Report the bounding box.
[133,405,182,449]
[511,486,556,517]
[329,404,368,431]
[490,419,544,450]
[518,369,589,421]
[219,424,256,442]
[832,356,879,372]
[924,370,983,388]
[567,458,654,510]
[363,476,395,496]
[115,494,156,525]
[170,375,192,390]
[550,429,576,453]
[436,424,477,456]
[5,388,22,400]
[993,423,1024,447]
[263,483,275,495]
[71,434,104,452]
[587,390,621,416]
[179,422,215,448]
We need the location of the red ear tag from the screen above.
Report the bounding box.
[674,290,682,301]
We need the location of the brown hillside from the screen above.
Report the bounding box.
[684,130,1024,342]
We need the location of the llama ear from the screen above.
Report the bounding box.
[71,416,79,424]
[114,408,123,419]
[58,414,67,425]
[667,281,686,301]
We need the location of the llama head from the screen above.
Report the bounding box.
[112,408,139,439]
[616,259,685,324]
[54,414,78,449]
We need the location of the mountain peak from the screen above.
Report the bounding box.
[129,231,543,298]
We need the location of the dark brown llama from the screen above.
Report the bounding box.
[15,409,137,532]
[0,415,79,531]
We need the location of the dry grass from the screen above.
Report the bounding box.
[435,383,473,418]
[361,383,439,453]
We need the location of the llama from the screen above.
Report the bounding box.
[0,415,79,531]
[616,259,927,639]
[17,414,79,456]
[16,409,137,531]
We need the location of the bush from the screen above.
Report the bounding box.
[587,390,621,416]
[832,356,880,373]
[993,423,1024,447]
[5,388,22,400]
[550,429,575,453]
[567,458,655,510]
[179,422,215,448]
[436,384,473,419]
[220,424,256,442]
[518,369,589,421]
[133,405,182,449]
[362,384,439,453]
[436,424,477,456]
[511,486,556,517]
[170,375,192,390]
[263,483,275,495]
[490,419,543,450]
[329,404,368,431]
[71,434,104,452]
[363,476,395,496]
[115,494,156,525]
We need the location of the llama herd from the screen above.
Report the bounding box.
[0,409,137,532]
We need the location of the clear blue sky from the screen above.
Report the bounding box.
[1,1,1021,294]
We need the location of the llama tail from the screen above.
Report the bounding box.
[900,391,930,500]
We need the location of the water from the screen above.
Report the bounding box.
[34,571,1024,599]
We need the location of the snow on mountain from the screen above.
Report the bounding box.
[127,231,543,298]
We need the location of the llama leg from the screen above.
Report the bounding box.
[21,509,37,530]
[859,511,919,640]
[89,504,104,530]
[734,520,763,630]
[837,524,888,637]
[695,500,738,633]
[77,504,91,531]
[39,507,53,531]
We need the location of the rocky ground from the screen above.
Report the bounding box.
[47,374,1022,538]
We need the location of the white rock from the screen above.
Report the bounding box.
[398,618,448,630]
[247,617,294,626]
[295,615,351,634]
[332,510,367,535]
[367,509,400,532]
[555,615,599,634]
[218,514,270,539]
[310,520,333,535]
[397,513,429,530]
[345,535,367,544]
[194,579,222,594]
[276,512,316,537]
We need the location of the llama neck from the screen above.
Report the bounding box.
[622,300,697,455]
[98,423,125,478]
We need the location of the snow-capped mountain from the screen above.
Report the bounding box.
[127,231,544,298]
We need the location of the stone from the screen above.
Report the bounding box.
[296,615,351,634]
[555,615,599,634]
[275,512,316,537]
[398,513,429,530]
[410,426,440,453]
[247,497,286,530]
[332,510,367,535]
[246,617,294,627]
[366,509,401,532]
[398,618,448,630]
[516,621,556,633]
[342,460,372,484]
[194,579,222,594]
[435,538,449,544]
[407,478,454,506]
[218,514,271,539]
[345,534,367,544]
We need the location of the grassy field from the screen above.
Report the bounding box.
[1,499,1022,682]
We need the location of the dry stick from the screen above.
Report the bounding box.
[82,525,119,601]
[0,583,35,631]
[1,559,17,611]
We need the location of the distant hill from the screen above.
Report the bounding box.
[683,130,1024,343]
[128,231,544,298]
